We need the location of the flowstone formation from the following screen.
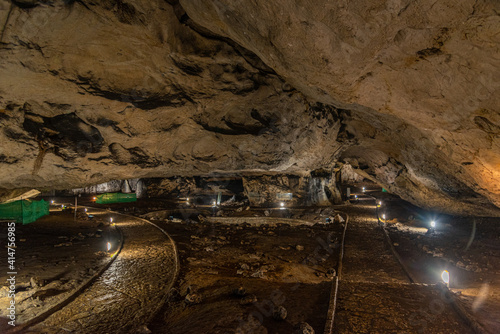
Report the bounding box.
[0,0,499,216]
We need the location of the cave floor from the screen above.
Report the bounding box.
[1,191,499,333]
[147,209,342,334]
[0,208,116,330]
[28,207,178,334]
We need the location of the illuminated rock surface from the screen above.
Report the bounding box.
[0,0,499,215]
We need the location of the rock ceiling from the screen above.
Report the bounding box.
[0,0,499,216]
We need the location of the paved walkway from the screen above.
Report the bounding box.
[334,196,473,333]
[28,208,178,334]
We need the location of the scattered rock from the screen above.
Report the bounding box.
[240,294,258,305]
[54,242,73,247]
[334,214,345,223]
[296,245,304,251]
[185,293,202,305]
[0,286,9,297]
[30,277,45,288]
[273,305,287,321]
[251,270,265,278]
[233,286,246,297]
[240,263,250,270]
[393,242,399,247]
[135,325,151,333]
[186,285,199,294]
[264,210,270,216]
[293,322,315,334]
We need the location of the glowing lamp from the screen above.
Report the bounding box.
[441,270,450,286]
[379,201,382,206]
[362,187,365,192]
[280,202,285,207]
[93,197,97,201]
[84,208,87,212]
[212,200,216,206]
[51,200,54,204]
[107,242,112,252]
[354,195,358,199]
[186,197,190,201]
[430,221,436,228]
[381,214,386,220]
[110,217,113,223]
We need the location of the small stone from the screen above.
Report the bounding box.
[30,277,44,288]
[327,268,336,276]
[393,242,399,246]
[273,305,287,320]
[334,214,345,223]
[136,325,152,333]
[240,263,250,270]
[251,270,265,278]
[293,322,315,334]
[185,293,202,305]
[296,245,304,251]
[0,286,9,297]
[264,210,270,216]
[240,294,258,305]
[233,286,246,297]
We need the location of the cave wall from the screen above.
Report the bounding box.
[0,0,499,216]
[242,173,341,207]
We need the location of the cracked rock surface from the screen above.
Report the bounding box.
[0,0,499,216]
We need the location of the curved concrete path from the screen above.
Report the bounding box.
[28,208,179,334]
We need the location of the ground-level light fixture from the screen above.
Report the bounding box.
[84,208,87,212]
[110,217,113,223]
[93,197,97,201]
[379,201,382,206]
[362,187,365,192]
[212,200,217,206]
[51,200,54,204]
[354,195,358,199]
[280,202,285,210]
[441,270,450,287]
[107,242,112,252]
[381,214,386,220]
[430,221,436,228]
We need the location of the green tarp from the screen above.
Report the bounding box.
[0,199,49,224]
[95,192,137,204]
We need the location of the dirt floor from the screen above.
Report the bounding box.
[146,207,344,334]
[0,206,119,330]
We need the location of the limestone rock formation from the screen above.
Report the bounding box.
[0,0,499,216]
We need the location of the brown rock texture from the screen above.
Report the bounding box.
[0,0,499,216]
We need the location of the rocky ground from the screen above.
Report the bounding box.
[147,207,343,334]
[0,206,118,331]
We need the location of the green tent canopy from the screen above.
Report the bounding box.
[95,192,137,204]
[0,199,49,224]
